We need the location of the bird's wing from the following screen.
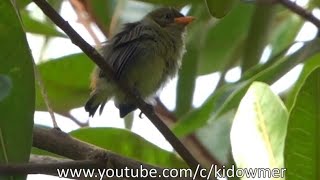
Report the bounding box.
[106,22,156,80]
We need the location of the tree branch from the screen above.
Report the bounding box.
[278,0,320,29]
[0,159,102,176]
[31,0,202,172]
[29,154,71,164]
[27,127,194,179]
[155,99,223,168]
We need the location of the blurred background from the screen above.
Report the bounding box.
[16,0,318,179]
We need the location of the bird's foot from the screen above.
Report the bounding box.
[139,111,144,118]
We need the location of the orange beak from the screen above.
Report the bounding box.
[174,16,195,25]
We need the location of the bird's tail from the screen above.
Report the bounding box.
[85,92,109,117]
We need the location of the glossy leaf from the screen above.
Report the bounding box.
[212,39,320,123]
[82,0,117,37]
[285,67,320,179]
[197,3,254,75]
[175,46,197,117]
[196,110,234,165]
[36,53,94,113]
[21,11,66,37]
[230,82,288,171]
[173,39,320,136]
[242,4,276,72]
[16,0,31,9]
[205,0,237,18]
[0,1,34,179]
[286,53,320,110]
[0,75,12,102]
[270,11,303,56]
[174,4,209,117]
[175,18,202,117]
[70,128,187,168]
[173,82,240,136]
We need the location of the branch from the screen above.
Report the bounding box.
[278,0,320,29]
[33,127,158,169]
[29,154,71,164]
[31,0,201,172]
[70,0,101,46]
[155,99,223,169]
[59,111,89,127]
[0,159,102,176]
[33,54,58,128]
[28,127,195,179]
[77,0,110,37]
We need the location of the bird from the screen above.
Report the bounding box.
[85,7,194,118]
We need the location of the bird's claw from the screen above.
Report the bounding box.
[139,111,144,118]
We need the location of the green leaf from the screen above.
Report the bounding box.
[35,53,94,113]
[47,0,63,10]
[205,0,237,18]
[173,39,320,136]
[173,82,240,136]
[21,11,66,37]
[230,82,288,172]
[213,40,320,124]
[174,4,210,117]
[16,0,31,9]
[242,4,276,72]
[0,75,12,102]
[175,35,199,117]
[196,110,234,165]
[285,67,320,179]
[286,53,320,110]
[270,11,303,56]
[0,1,34,179]
[83,0,117,36]
[70,128,187,168]
[309,0,320,9]
[197,3,254,75]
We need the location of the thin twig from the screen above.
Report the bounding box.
[70,0,101,46]
[59,112,89,127]
[215,71,227,90]
[32,0,202,173]
[32,57,58,128]
[108,0,125,36]
[278,0,320,29]
[78,0,110,38]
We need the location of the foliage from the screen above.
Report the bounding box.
[0,1,34,180]
[1,0,320,179]
[231,82,288,173]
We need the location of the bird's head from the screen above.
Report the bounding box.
[145,7,194,32]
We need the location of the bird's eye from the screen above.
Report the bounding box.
[164,14,171,20]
